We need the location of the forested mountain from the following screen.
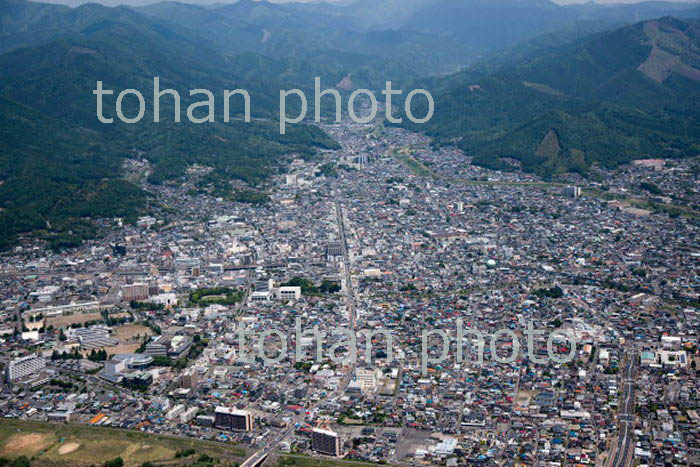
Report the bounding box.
[0,0,339,249]
[130,0,700,76]
[0,97,146,250]
[403,17,700,177]
[2,0,700,249]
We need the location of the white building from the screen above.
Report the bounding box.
[250,291,272,303]
[150,293,178,307]
[166,404,185,421]
[180,406,199,423]
[355,368,381,392]
[660,350,687,367]
[5,354,46,382]
[277,286,302,301]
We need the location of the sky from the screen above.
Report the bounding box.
[257,0,700,3]
[34,0,700,7]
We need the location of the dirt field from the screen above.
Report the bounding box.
[516,389,537,407]
[58,442,80,455]
[0,433,54,458]
[113,324,153,342]
[47,312,102,329]
[96,324,154,356]
[0,419,247,466]
[24,320,44,331]
[100,343,141,356]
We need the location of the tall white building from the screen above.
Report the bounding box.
[5,354,45,382]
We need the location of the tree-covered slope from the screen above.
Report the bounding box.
[405,17,700,177]
[0,1,340,249]
[0,97,146,250]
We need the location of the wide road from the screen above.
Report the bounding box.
[334,198,356,330]
[610,355,636,467]
[240,196,357,467]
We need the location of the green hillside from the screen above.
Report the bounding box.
[0,97,146,251]
[404,17,700,177]
[0,1,339,250]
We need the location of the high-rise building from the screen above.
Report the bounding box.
[325,243,343,262]
[561,186,581,198]
[5,354,45,382]
[214,407,254,432]
[311,428,341,457]
[179,367,200,389]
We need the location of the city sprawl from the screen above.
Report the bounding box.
[1,119,699,467]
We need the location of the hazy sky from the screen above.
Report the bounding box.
[264,0,700,2]
[264,0,696,2]
[35,0,700,7]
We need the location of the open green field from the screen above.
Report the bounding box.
[390,149,436,178]
[0,419,246,466]
[584,188,700,219]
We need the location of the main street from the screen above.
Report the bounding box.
[240,196,357,467]
[610,355,636,467]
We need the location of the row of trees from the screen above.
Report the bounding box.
[281,277,341,295]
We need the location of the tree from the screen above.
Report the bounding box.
[10,456,31,467]
[282,277,318,295]
[104,457,124,467]
[319,280,341,294]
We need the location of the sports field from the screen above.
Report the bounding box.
[0,419,246,466]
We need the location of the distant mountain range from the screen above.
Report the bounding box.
[404,16,700,177]
[1,0,700,249]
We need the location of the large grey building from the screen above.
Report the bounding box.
[311,428,341,457]
[214,407,254,432]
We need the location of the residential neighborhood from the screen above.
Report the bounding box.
[1,119,699,467]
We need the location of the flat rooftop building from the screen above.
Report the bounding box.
[5,354,45,383]
[214,407,253,432]
[311,428,341,457]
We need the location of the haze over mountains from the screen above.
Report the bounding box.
[1,0,700,248]
[31,0,700,7]
[405,16,700,176]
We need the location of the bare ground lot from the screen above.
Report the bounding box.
[0,419,247,466]
[47,312,102,329]
[113,323,153,342]
[85,323,154,356]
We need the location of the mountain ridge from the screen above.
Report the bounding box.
[402,16,700,177]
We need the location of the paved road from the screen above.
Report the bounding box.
[334,198,356,330]
[240,196,357,467]
[610,355,636,467]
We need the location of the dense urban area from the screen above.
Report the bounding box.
[1,117,699,467]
